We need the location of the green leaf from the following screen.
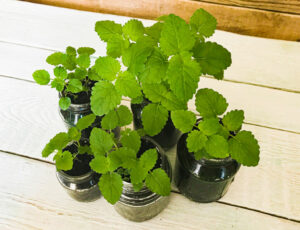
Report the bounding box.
[145,22,163,42]
[94,56,120,81]
[141,103,168,136]
[195,88,228,118]
[205,135,229,158]
[59,97,71,111]
[122,19,144,41]
[133,183,144,192]
[95,20,123,42]
[194,148,213,161]
[190,9,217,39]
[186,130,207,152]
[101,105,133,130]
[77,47,95,55]
[76,54,90,69]
[109,147,137,170]
[54,66,67,79]
[160,14,195,55]
[46,52,66,66]
[115,71,142,99]
[193,41,231,77]
[198,117,222,136]
[54,150,73,171]
[106,34,129,58]
[140,148,157,172]
[222,110,244,131]
[120,130,141,153]
[42,132,70,158]
[161,92,187,111]
[88,68,101,81]
[145,168,171,196]
[171,110,196,133]
[68,127,81,141]
[166,53,201,102]
[67,79,83,93]
[32,70,50,85]
[130,162,148,184]
[89,155,109,174]
[66,46,76,56]
[51,78,65,92]
[74,68,87,80]
[90,128,114,156]
[63,54,77,71]
[76,114,96,130]
[115,105,133,126]
[131,96,144,104]
[228,131,260,166]
[140,47,168,84]
[91,81,121,116]
[78,145,92,155]
[99,172,123,204]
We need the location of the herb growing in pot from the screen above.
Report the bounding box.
[87,105,172,222]
[41,114,101,202]
[32,46,102,128]
[172,88,260,202]
[94,9,232,150]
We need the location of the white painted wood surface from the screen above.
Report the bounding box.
[0,0,300,229]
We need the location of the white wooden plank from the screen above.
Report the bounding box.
[0,152,299,230]
[0,77,299,220]
[1,0,300,92]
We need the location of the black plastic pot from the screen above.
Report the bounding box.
[131,100,181,151]
[174,133,240,203]
[56,140,101,202]
[114,137,172,222]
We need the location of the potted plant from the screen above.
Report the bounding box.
[42,114,101,201]
[172,88,260,202]
[94,9,232,150]
[87,105,172,222]
[32,46,102,129]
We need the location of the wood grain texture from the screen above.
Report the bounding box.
[2,1,300,92]
[22,0,300,41]
[0,77,299,220]
[0,152,299,230]
[194,0,300,15]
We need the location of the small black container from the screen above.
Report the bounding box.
[175,133,240,202]
[56,140,101,202]
[131,100,181,151]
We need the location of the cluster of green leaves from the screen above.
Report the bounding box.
[42,114,96,170]
[94,9,231,137]
[171,88,260,167]
[32,46,97,110]
[89,125,171,204]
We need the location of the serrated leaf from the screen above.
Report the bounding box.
[194,148,213,160]
[140,48,168,84]
[145,168,171,196]
[145,22,163,42]
[205,135,229,158]
[195,88,228,118]
[54,66,67,79]
[77,47,95,55]
[160,14,195,55]
[166,53,201,102]
[228,131,260,166]
[99,172,123,204]
[171,110,196,133]
[115,71,142,99]
[32,70,50,85]
[67,79,83,93]
[68,127,81,141]
[94,56,120,81]
[120,130,141,153]
[190,9,217,39]
[88,68,101,81]
[101,105,133,130]
[91,81,121,116]
[198,117,221,136]
[106,34,129,58]
[141,103,168,136]
[74,68,87,80]
[95,20,123,42]
[76,114,96,130]
[54,150,73,171]
[90,128,114,156]
[133,183,144,192]
[76,54,90,69]
[89,155,109,174]
[161,92,187,111]
[130,162,148,184]
[108,147,137,170]
[115,105,133,126]
[63,54,77,71]
[78,145,92,155]
[46,52,66,66]
[186,130,208,152]
[131,96,144,104]
[59,97,71,110]
[140,148,157,172]
[193,41,231,78]
[123,19,144,41]
[66,46,76,56]
[42,132,69,158]
[222,110,244,131]
[51,78,65,92]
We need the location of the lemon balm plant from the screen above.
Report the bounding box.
[172,88,260,202]
[94,9,232,150]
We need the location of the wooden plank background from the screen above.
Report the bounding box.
[22,0,300,41]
